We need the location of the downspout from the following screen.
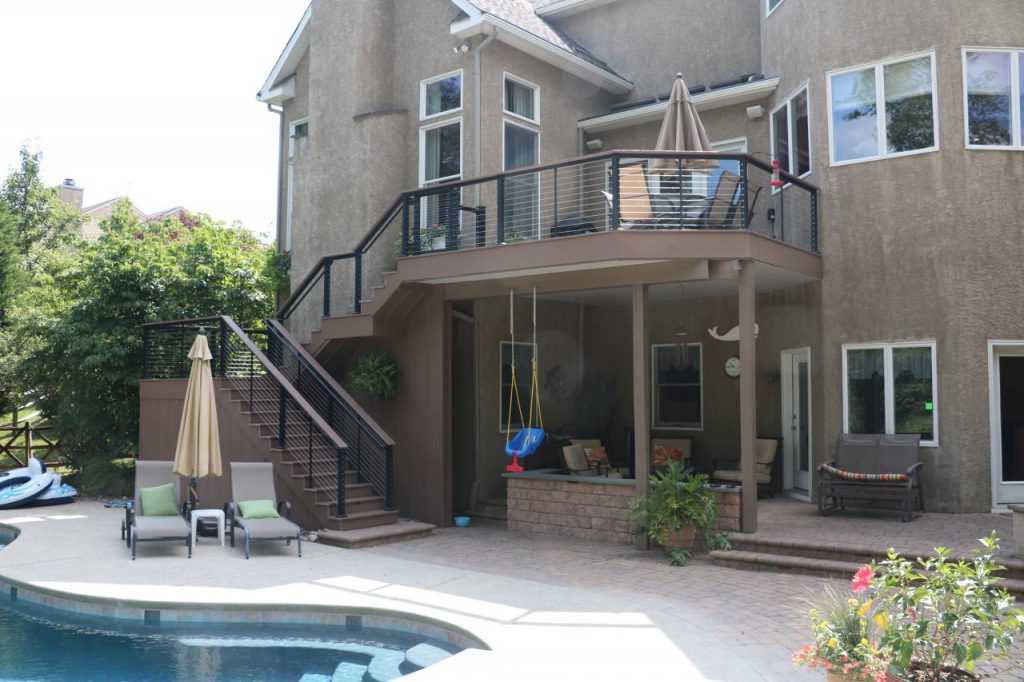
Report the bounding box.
[266,102,286,308]
[472,27,497,181]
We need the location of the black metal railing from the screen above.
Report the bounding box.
[142,316,352,518]
[276,150,819,325]
[265,319,395,510]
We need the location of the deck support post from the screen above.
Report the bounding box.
[739,260,758,533]
[632,283,651,550]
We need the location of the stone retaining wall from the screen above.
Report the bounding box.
[507,477,743,543]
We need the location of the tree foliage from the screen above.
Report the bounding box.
[0,147,83,259]
[16,202,277,488]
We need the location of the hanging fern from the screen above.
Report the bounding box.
[346,351,398,399]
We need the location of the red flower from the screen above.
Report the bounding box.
[852,564,873,593]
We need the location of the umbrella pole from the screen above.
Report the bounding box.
[189,475,198,513]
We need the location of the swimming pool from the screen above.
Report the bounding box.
[0,595,460,681]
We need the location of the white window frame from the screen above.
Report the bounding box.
[419,69,463,121]
[418,117,464,186]
[501,119,541,171]
[962,47,1024,150]
[770,84,812,190]
[500,340,536,432]
[503,72,540,125]
[826,51,939,167]
[651,343,703,431]
[841,341,938,447]
[766,0,784,17]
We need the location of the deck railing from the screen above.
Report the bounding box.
[276,150,819,324]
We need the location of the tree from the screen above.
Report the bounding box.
[0,205,18,324]
[0,147,83,259]
[17,202,278,491]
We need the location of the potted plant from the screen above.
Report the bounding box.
[792,579,893,682]
[629,460,730,565]
[422,222,446,251]
[867,533,1024,681]
[346,351,398,399]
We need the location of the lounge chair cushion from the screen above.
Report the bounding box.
[238,499,280,519]
[583,446,609,467]
[134,515,188,539]
[139,483,179,516]
[236,516,300,539]
[819,463,909,483]
[652,444,683,467]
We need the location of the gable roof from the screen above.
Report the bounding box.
[257,4,311,104]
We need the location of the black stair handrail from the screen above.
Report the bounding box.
[265,319,395,509]
[141,315,353,518]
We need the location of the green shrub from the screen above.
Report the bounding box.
[346,351,398,399]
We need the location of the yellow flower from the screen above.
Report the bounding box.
[874,612,888,630]
[861,638,868,645]
[809,608,817,615]
[828,637,838,647]
[858,599,873,617]
[820,621,829,628]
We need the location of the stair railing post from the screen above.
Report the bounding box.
[475,206,486,248]
[496,177,506,244]
[400,195,410,257]
[356,425,362,477]
[248,350,254,410]
[739,159,749,231]
[385,444,395,510]
[353,253,363,314]
[336,447,348,519]
[307,416,314,490]
[610,153,621,230]
[277,387,287,449]
[218,318,228,378]
[323,259,332,318]
[412,193,422,255]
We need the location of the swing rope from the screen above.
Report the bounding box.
[505,290,526,445]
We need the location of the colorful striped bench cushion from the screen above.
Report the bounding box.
[818,464,909,483]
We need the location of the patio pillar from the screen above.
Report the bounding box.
[632,284,651,550]
[739,260,758,532]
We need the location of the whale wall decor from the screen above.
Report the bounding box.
[707,323,759,342]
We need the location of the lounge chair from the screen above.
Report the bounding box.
[227,462,302,559]
[711,437,780,498]
[701,170,761,229]
[122,460,191,560]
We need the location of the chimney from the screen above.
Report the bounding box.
[59,178,83,210]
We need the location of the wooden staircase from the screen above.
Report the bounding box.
[224,385,398,532]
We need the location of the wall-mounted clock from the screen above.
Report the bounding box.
[724,356,741,378]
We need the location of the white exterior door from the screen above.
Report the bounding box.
[989,343,1024,506]
[782,348,812,497]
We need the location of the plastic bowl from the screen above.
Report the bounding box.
[453,515,471,528]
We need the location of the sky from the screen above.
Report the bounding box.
[0,0,310,241]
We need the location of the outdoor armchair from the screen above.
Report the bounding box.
[711,437,780,498]
[226,462,302,559]
[122,459,191,560]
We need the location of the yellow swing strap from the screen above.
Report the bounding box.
[525,287,544,431]
[506,290,526,443]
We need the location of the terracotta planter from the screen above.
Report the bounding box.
[661,525,697,550]
[827,672,870,682]
[884,666,980,682]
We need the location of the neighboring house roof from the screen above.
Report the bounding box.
[75,197,191,241]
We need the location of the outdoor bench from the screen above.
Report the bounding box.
[817,434,923,522]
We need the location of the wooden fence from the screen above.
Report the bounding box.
[0,422,67,470]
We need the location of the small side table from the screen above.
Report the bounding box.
[190,508,225,549]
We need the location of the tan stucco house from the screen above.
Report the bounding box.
[138,0,1024,540]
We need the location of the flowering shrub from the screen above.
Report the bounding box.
[793,583,892,681]
[869,533,1024,680]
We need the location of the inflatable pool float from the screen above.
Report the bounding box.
[0,458,77,509]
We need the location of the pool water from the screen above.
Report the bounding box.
[0,599,458,681]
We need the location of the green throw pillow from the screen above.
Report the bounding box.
[238,499,280,519]
[139,483,179,516]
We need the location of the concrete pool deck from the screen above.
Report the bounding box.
[0,502,1021,681]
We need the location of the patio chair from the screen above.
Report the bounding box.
[122,460,191,560]
[711,437,780,498]
[701,171,761,229]
[600,164,698,229]
[562,444,600,476]
[651,438,693,470]
[226,462,301,559]
[818,434,923,522]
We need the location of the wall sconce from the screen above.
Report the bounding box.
[453,42,470,54]
[746,105,765,119]
[586,138,604,151]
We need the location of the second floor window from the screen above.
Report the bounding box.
[504,74,539,123]
[828,52,937,165]
[771,87,811,179]
[964,49,1024,148]
[421,70,462,120]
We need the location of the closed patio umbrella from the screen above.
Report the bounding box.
[172,330,222,510]
[653,73,717,170]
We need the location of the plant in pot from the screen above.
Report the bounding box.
[346,351,398,400]
[867,533,1024,681]
[628,460,730,566]
[792,578,893,682]
[422,223,446,251]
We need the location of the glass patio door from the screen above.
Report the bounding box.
[782,348,811,496]
[992,348,1024,505]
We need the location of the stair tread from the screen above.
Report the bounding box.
[710,549,861,574]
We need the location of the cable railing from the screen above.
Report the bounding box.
[141,316,352,518]
[265,319,394,510]
[275,150,819,325]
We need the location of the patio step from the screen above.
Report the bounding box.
[317,518,435,549]
[709,549,862,578]
[328,509,401,532]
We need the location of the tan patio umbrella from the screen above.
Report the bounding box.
[652,73,717,171]
[172,330,222,509]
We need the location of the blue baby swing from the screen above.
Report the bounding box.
[505,288,544,473]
